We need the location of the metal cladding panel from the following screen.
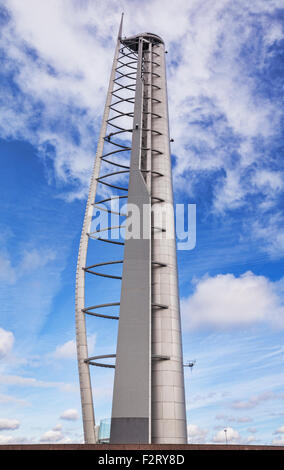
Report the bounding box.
[110,169,151,442]
[110,418,149,444]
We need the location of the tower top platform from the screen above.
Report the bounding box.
[122,32,164,51]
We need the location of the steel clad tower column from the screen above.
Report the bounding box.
[76,17,187,445]
[110,32,187,444]
[150,38,187,445]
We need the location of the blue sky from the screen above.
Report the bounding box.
[0,0,284,445]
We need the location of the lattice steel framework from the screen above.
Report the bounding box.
[75,15,187,444]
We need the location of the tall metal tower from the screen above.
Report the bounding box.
[75,15,187,445]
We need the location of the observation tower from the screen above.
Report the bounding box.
[75,15,187,444]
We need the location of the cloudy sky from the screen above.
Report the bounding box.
[0,0,284,445]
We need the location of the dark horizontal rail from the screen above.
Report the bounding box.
[85,354,116,368]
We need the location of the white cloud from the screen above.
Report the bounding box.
[187,423,208,443]
[212,426,241,444]
[52,340,77,360]
[0,393,29,407]
[245,435,258,444]
[19,249,56,275]
[0,0,282,209]
[0,435,35,444]
[274,425,284,434]
[231,391,274,410]
[39,428,71,444]
[60,409,79,421]
[0,328,14,359]
[181,271,284,330]
[52,423,62,431]
[252,213,284,259]
[0,244,64,337]
[0,248,56,285]
[0,374,76,392]
[0,435,14,444]
[252,170,284,194]
[0,0,116,199]
[166,1,283,215]
[272,435,284,446]
[52,334,96,360]
[0,418,20,431]
[215,413,252,424]
[213,168,245,213]
[0,253,17,285]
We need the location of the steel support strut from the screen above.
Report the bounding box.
[75,15,125,444]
